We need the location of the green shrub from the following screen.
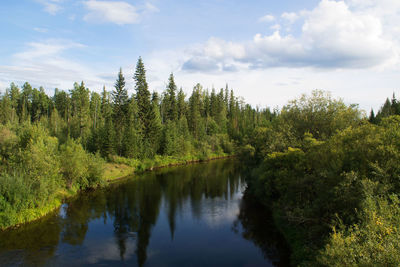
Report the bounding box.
[318,195,400,266]
[59,138,105,189]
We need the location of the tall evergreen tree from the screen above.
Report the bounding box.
[122,97,141,158]
[369,109,376,124]
[112,68,128,155]
[188,84,203,138]
[165,73,178,122]
[134,57,159,157]
[70,81,90,141]
[177,88,186,119]
[112,68,128,122]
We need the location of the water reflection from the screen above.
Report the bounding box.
[0,159,290,266]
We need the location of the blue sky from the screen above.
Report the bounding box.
[1,0,400,112]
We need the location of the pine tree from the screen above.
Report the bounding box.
[20,82,32,122]
[9,83,20,123]
[369,109,376,124]
[165,73,178,121]
[70,81,90,141]
[99,87,115,157]
[112,68,129,155]
[177,88,186,119]
[151,91,163,154]
[122,97,141,158]
[134,57,159,157]
[0,90,13,124]
[188,84,203,138]
[112,68,128,123]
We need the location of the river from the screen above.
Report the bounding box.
[0,159,290,266]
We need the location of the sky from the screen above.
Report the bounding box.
[1,0,400,112]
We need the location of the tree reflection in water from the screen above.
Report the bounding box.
[233,191,291,267]
[0,159,290,267]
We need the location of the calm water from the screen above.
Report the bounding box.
[0,159,290,266]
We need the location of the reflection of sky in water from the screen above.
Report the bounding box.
[189,180,246,229]
[59,203,68,219]
[85,236,136,264]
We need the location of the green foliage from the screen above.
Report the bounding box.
[60,138,104,189]
[319,195,400,266]
[246,92,400,266]
[279,90,362,142]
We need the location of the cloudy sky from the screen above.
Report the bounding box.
[1,0,400,112]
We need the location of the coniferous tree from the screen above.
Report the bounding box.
[177,88,186,119]
[20,82,32,122]
[134,57,159,157]
[70,81,90,141]
[0,90,13,124]
[112,68,128,123]
[165,73,178,122]
[369,109,376,124]
[99,87,115,157]
[122,97,141,158]
[151,91,163,154]
[112,68,128,155]
[188,84,203,138]
[9,83,20,123]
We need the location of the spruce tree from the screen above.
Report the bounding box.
[369,109,376,124]
[177,88,186,119]
[112,68,128,122]
[133,57,158,157]
[70,81,90,141]
[165,73,178,121]
[112,68,128,155]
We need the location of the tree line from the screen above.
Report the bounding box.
[0,57,274,160]
[0,57,272,230]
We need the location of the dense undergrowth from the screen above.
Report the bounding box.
[243,91,400,266]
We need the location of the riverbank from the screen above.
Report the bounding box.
[104,153,236,181]
[1,153,235,231]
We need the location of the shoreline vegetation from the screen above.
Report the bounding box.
[2,153,234,231]
[242,90,400,266]
[105,153,236,182]
[0,57,267,230]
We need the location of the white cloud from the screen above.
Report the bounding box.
[0,39,111,93]
[182,0,397,71]
[83,0,140,25]
[281,12,299,24]
[37,0,62,15]
[258,14,275,23]
[270,24,281,31]
[146,47,400,113]
[182,38,247,72]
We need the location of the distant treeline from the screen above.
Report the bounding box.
[243,91,400,266]
[0,57,272,229]
[0,57,274,159]
[369,93,400,124]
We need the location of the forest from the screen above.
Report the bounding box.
[0,57,271,230]
[1,56,400,265]
[243,91,400,266]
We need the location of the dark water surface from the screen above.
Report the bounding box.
[0,159,290,266]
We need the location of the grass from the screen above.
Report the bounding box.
[0,198,61,230]
[103,163,135,181]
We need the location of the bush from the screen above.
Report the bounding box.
[318,195,400,266]
[60,138,105,190]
